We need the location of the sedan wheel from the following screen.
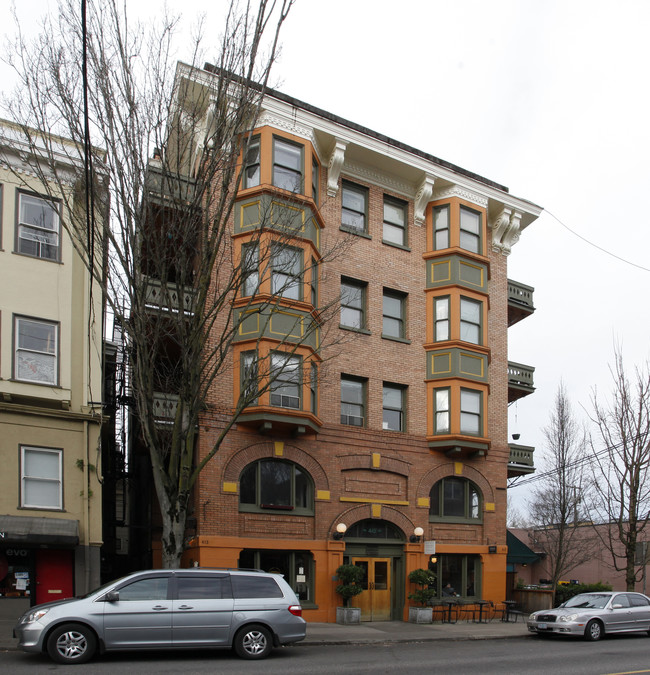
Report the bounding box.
[46,623,97,664]
[584,619,603,641]
[234,624,273,660]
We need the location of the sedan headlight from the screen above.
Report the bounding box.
[559,613,578,622]
[22,608,50,624]
[529,612,538,620]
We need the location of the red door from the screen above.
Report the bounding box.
[35,549,74,604]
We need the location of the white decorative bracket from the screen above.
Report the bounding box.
[327,140,347,197]
[414,174,435,227]
[490,207,522,256]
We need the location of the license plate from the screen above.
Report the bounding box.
[538,623,547,630]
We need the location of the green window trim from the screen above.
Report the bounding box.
[340,277,367,331]
[431,553,482,599]
[341,375,366,427]
[433,387,450,434]
[241,243,259,297]
[312,157,319,205]
[271,242,303,301]
[434,296,450,342]
[459,205,482,254]
[239,459,314,516]
[269,352,302,410]
[240,350,258,405]
[460,387,483,436]
[383,382,406,432]
[242,135,261,189]
[433,204,449,250]
[429,477,482,523]
[383,195,407,247]
[382,289,406,340]
[341,181,368,235]
[272,136,304,194]
[460,296,483,345]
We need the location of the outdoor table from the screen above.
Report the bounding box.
[502,600,517,622]
[442,599,457,623]
[474,599,490,623]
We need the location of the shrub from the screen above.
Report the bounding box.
[335,564,365,608]
[555,582,613,606]
[408,568,437,607]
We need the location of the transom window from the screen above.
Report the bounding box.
[383,196,407,246]
[14,316,58,385]
[383,290,406,339]
[433,205,449,250]
[17,193,60,261]
[21,446,62,510]
[460,388,482,435]
[460,297,482,344]
[459,205,481,254]
[383,383,406,432]
[271,244,302,300]
[341,375,366,427]
[430,477,481,521]
[243,136,260,188]
[341,182,368,234]
[239,459,313,514]
[273,137,303,193]
[270,352,301,409]
[340,278,366,330]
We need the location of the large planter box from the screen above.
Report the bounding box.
[409,606,433,624]
[336,607,361,624]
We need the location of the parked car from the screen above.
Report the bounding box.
[14,568,306,664]
[527,591,650,641]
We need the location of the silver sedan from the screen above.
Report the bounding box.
[527,592,650,641]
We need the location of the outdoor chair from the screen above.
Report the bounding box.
[488,600,506,622]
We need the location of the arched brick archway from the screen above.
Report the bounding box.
[328,504,414,540]
[222,440,329,493]
[416,463,494,504]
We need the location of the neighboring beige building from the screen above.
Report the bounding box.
[0,120,103,614]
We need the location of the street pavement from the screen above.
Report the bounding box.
[0,615,530,652]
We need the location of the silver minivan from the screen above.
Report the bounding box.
[14,568,306,664]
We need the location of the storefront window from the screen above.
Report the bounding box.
[0,550,32,598]
[431,554,480,598]
[238,549,314,606]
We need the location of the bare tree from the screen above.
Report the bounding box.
[589,351,650,590]
[2,0,349,567]
[506,494,528,529]
[528,383,595,595]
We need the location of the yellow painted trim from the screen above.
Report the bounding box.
[271,200,306,232]
[459,352,485,378]
[340,497,409,506]
[454,462,463,475]
[269,309,305,339]
[237,309,261,336]
[239,199,262,229]
[458,260,485,287]
[372,504,382,518]
[316,490,330,500]
[430,259,451,283]
[485,502,495,512]
[417,497,430,508]
[222,482,238,493]
[372,452,381,468]
[431,351,452,375]
[274,441,284,456]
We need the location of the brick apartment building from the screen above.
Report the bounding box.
[142,63,542,623]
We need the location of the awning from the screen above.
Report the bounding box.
[0,514,79,546]
[506,530,539,565]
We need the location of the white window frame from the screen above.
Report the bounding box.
[21,445,63,510]
[14,316,59,385]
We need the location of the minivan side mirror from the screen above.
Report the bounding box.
[104,591,120,603]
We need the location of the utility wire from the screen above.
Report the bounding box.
[545,209,650,273]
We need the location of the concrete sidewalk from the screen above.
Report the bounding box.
[0,615,530,652]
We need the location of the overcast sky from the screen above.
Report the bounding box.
[3,0,649,512]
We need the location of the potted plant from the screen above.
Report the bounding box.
[335,564,365,624]
[408,568,437,623]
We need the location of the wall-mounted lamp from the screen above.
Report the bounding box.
[410,526,424,543]
[430,556,438,565]
[333,523,347,540]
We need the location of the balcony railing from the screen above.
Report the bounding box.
[152,392,178,422]
[508,279,535,326]
[146,159,197,205]
[144,277,196,315]
[508,443,535,477]
[508,361,535,402]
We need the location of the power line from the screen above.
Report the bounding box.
[545,209,650,273]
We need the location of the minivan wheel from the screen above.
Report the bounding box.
[234,624,273,660]
[46,623,97,664]
[584,619,603,642]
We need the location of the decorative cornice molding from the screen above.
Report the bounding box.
[433,185,488,208]
[257,111,313,142]
[490,207,522,256]
[343,160,413,198]
[327,140,347,197]
[414,174,435,227]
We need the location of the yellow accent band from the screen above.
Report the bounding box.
[316,490,330,500]
[417,497,431,508]
[222,482,238,493]
[372,453,381,468]
[340,497,409,506]
[274,441,284,456]
[454,462,463,475]
[485,502,496,512]
[372,504,382,518]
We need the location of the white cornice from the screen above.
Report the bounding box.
[433,185,488,209]
[343,160,414,199]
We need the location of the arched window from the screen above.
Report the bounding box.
[239,459,313,515]
[429,477,482,522]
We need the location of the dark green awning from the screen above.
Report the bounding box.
[507,530,539,565]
